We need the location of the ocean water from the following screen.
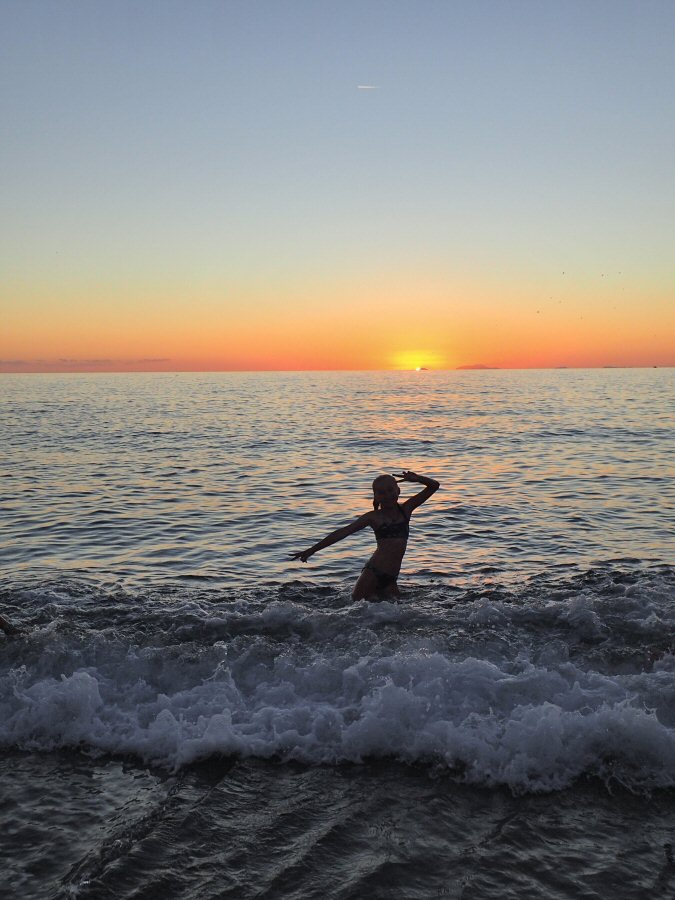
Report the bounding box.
[1,369,674,899]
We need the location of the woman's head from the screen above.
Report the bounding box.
[372,474,400,510]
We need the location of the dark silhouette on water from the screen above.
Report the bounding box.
[291,470,440,601]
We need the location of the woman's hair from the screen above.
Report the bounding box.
[371,474,398,511]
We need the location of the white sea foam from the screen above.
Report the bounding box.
[2,620,675,793]
[2,567,674,792]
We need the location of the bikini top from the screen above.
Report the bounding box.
[373,505,410,542]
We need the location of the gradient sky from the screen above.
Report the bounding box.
[2,0,674,371]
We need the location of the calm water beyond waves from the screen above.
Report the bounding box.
[2,368,672,588]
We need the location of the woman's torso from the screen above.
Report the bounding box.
[369,504,409,573]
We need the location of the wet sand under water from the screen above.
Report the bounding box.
[3,751,674,900]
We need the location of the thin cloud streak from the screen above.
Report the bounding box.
[0,358,172,369]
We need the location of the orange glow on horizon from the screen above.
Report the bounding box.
[391,349,448,371]
[1,270,673,372]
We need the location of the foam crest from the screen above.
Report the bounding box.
[2,633,674,794]
[2,567,674,792]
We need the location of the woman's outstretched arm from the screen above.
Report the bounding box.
[395,470,440,513]
[291,512,373,563]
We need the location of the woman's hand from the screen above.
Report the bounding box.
[392,470,422,483]
[290,550,312,563]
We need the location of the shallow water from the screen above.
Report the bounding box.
[4,753,675,900]
[1,369,674,898]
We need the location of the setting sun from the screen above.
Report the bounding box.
[391,350,446,371]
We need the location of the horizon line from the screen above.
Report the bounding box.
[1,364,672,375]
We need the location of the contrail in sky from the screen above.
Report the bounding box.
[357,85,379,90]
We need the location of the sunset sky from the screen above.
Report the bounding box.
[2,0,674,372]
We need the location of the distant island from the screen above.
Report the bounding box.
[456,364,500,370]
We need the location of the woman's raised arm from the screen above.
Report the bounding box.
[395,470,440,513]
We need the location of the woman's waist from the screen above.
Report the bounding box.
[370,547,405,571]
[375,536,407,551]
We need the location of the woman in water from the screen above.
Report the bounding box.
[291,470,440,600]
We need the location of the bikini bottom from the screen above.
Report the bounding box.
[363,562,399,590]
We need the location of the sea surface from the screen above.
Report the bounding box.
[1,369,674,899]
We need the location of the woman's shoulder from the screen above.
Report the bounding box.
[353,509,377,526]
[399,499,414,517]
